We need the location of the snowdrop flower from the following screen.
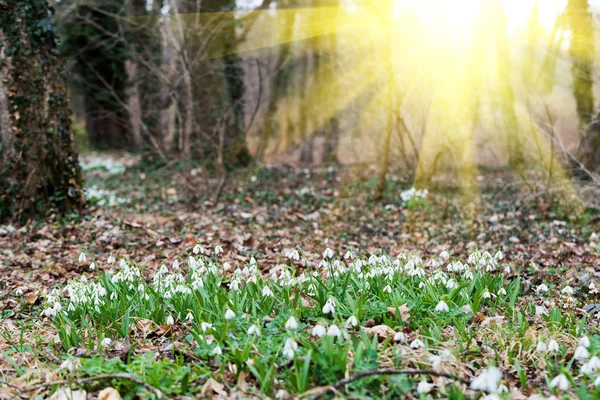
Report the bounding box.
[549,374,570,391]
[213,345,222,356]
[536,341,547,353]
[410,339,424,349]
[535,305,549,316]
[282,338,298,359]
[15,288,23,296]
[344,250,353,260]
[497,288,507,296]
[393,332,406,343]
[322,298,336,314]
[249,257,257,266]
[548,340,560,352]
[166,315,175,325]
[470,366,502,393]
[435,300,449,313]
[323,247,334,259]
[345,315,359,328]
[193,244,203,255]
[439,250,450,260]
[494,251,504,260]
[78,252,86,263]
[482,290,492,299]
[287,249,300,261]
[383,285,392,293]
[262,286,274,297]
[285,316,299,329]
[581,356,600,374]
[590,282,596,290]
[186,312,194,322]
[595,376,600,387]
[89,262,96,271]
[536,283,549,293]
[326,324,342,337]
[312,325,326,337]
[101,338,112,347]
[201,322,213,332]
[214,245,223,255]
[580,336,591,348]
[173,259,180,269]
[107,254,115,264]
[60,359,76,372]
[574,345,590,361]
[223,262,232,271]
[225,309,236,320]
[247,324,261,336]
[417,380,434,394]
[561,286,574,295]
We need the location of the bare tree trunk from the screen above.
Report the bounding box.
[568,0,600,172]
[0,0,85,220]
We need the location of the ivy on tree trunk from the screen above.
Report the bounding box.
[0,0,85,220]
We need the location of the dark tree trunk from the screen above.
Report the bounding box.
[0,0,85,220]
[58,0,132,150]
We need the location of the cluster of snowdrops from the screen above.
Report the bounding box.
[38,245,599,398]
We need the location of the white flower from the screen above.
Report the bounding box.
[166,315,175,325]
[213,345,222,356]
[89,262,96,271]
[285,316,299,330]
[345,315,359,328]
[497,288,507,296]
[494,251,504,260]
[193,244,203,254]
[581,356,600,374]
[249,257,257,266]
[561,286,574,295]
[574,345,590,361]
[344,250,353,260]
[393,332,406,343]
[306,323,325,337]
[482,290,491,299]
[535,341,547,353]
[107,255,115,264]
[383,285,392,293]
[439,250,450,260]
[247,324,261,336]
[283,338,298,359]
[201,322,213,332]
[410,339,424,349]
[60,359,76,372]
[173,259,180,269]
[223,262,232,271]
[225,309,236,320]
[322,298,336,314]
[262,286,274,297]
[536,284,549,293]
[548,340,560,352]
[287,249,300,261]
[435,300,449,313]
[323,247,334,259]
[326,324,342,337]
[15,288,23,296]
[590,282,596,290]
[535,305,548,316]
[100,338,112,347]
[78,252,86,263]
[470,366,502,393]
[214,245,223,255]
[186,312,194,322]
[595,376,600,387]
[417,380,434,394]
[549,374,570,391]
[580,336,591,348]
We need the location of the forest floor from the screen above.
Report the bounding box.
[0,153,599,399]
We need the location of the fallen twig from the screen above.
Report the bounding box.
[305,368,470,400]
[21,373,166,399]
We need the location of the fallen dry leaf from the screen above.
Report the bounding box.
[98,387,122,400]
[368,325,396,341]
[200,378,228,398]
[387,303,411,322]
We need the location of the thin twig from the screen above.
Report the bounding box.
[306,368,470,400]
[21,373,166,399]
